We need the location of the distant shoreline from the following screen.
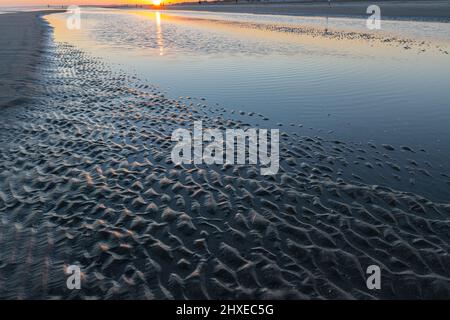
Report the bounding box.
[161,1,450,22]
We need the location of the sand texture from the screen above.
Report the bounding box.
[0,11,62,108]
[0,12,450,299]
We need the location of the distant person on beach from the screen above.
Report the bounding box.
[328,0,331,7]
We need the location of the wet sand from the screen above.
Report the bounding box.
[167,1,450,21]
[1,11,450,299]
[0,11,63,108]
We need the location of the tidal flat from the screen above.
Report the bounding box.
[0,8,449,299]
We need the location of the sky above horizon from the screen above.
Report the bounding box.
[0,0,194,6]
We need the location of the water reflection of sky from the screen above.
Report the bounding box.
[46,9,450,166]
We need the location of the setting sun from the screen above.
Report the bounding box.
[152,0,161,6]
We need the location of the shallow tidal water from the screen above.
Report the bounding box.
[46,8,450,201]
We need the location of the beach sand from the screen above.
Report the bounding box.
[1,11,450,299]
[167,1,450,21]
[0,11,62,108]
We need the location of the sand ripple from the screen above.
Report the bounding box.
[0,41,449,300]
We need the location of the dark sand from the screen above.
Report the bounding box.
[0,11,63,108]
[167,1,450,21]
[0,11,450,299]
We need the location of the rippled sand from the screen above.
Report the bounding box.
[0,14,450,300]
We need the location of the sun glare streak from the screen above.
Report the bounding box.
[155,12,164,56]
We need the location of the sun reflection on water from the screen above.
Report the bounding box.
[155,11,164,56]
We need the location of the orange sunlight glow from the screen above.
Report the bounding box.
[152,0,161,6]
